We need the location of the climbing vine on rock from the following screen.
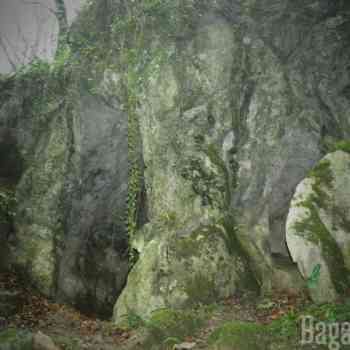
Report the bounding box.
[115,1,196,253]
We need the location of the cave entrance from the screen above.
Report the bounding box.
[0,128,23,271]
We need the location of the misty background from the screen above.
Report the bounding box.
[0,0,85,73]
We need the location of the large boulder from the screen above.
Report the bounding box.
[114,219,258,322]
[0,2,130,316]
[286,150,350,303]
[0,73,128,316]
[123,0,350,301]
[55,91,129,316]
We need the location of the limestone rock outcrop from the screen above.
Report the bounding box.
[114,0,350,319]
[1,0,350,320]
[0,73,128,316]
[286,150,350,303]
[114,220,258,322]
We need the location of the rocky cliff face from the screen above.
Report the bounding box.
[0,0,349,320]
[115,0,350,319]
[0,52,129,316]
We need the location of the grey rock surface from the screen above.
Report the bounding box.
[0,75,128,316]
[114,0,350,318]
[1,0,350,320]
[286,150,350,303]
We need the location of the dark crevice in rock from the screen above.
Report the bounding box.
[0,128,23,272]
[268,212,290,258]
[136,166,149,230]
[53,90,129,318]
[233,50,255,150]
[0,128,23,183]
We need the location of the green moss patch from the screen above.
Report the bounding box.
[219,215,260,292]
[294,158,350,294]
[0,329,18,342]
[333,205,350,233]
[172,225,218,260]
[308,159,334,188]
[208,301,350,350]
[184,273,217,305]
[146,308,202,346]
[209,321,268,350]
[181,156,226,207]
[307,159,333,209]
[118,297,350,349]
[0,329,33,350]
[294,200,350,293]
[333,140,350,154]
[50,335,80,350]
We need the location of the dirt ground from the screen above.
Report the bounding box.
[0,271,313,350]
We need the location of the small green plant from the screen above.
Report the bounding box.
[256,299,277,311]
[50,44,73,78]
[126,311,145,329]
[116,310,145,331]
[275,310,299,337]
[116,309,145,331]
[16,58,50,80]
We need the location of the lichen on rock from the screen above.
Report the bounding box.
[113,220,258,323]
[286,150,350,303]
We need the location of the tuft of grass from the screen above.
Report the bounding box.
[333,140,350,154]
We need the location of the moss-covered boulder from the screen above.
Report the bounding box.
[1,0,350,318]
[13,111,70,295]
[286,150,350,303]
[114,221,258,323]
[0,52,129,317]
[124,0,350,299]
